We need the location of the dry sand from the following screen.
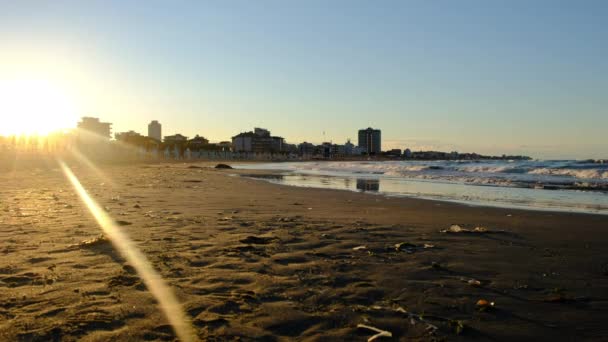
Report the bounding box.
[1,161,607,341]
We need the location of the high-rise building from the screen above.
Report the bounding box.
[148,120,162,142]
[358,127,381,155]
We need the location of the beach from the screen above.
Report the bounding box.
[1,161,607,341]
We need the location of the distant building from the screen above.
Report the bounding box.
[271,136,284,152]
[164,134,188,145]
[218,141,232,152]
[77,117,112,140]
[298,142,315,156]
[404,148,412,158]
[385,149,402,157]
[283,143,298,154]
[351,145,366,156]
[344,139,355,155]
[331,144,346,157]
[358,127,381,155]
[188,135,209,150]
[115,130,144,142]
[232,127,283,153]
[254,127,270,137]
[115,130,158,148]
[148,120,162,141]
[321,142,332,159]
[232,132,256,152]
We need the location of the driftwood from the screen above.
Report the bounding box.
[357,324,392,341]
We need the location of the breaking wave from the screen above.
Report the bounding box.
[294,161,607,180]
[235,160,608,214]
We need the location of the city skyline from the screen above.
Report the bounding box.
[1,1,607,159]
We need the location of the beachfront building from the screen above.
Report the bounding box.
[232,132,257,153]
[298,142,315,158]
[115,130,160,153]
[404,148,412,158]
[271,136,284,153]
[321,142,333,159]
[282,143,298,154]
[331,144,346,157]
[351,145,366,156]
[218,141,232,152]
[148,120,162,141]
[77,117,112,140]
[164,134,188,144]
[232,127,284,153]
[187,135,209,150]
[344,139,355,155]
[358,127,381,155]
[115,130,144,143]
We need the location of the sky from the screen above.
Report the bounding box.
[0,0,606,159]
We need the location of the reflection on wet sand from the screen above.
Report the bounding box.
[239,171,608,214]
[356,178,380,192]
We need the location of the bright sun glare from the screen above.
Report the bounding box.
[0,79,79,136]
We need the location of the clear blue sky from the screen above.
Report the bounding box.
[1,0,606,158]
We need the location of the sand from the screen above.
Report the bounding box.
[1,161,607,341]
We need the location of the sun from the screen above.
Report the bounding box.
[0,79,79,136]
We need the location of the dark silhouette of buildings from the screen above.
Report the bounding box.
[77,117,112,139]
[232,127,284,153]
[187,135,210,150]
[115,130,144,142]
[358,127,381,155]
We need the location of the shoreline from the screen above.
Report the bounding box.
[1,161,607,340]
[233,168,608,217]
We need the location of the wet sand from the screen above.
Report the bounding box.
[1,161,607,341]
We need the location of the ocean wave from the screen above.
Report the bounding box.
[529,168,608,180]
[327,161,606,180]
[455,165,526,173]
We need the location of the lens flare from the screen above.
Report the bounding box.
[58,160,195,342]
[69,147,118,187]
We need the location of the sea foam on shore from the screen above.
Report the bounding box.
[235,160,608,214]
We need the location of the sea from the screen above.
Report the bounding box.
[234,160,608,215]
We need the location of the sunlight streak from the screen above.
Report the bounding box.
[69,147,118,187]
[58,161,195,342]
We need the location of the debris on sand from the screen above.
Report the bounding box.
[356,305,439,336]
[394,242,417,252]
[395,242,436,253]
[116,220,132,226]
[449,319,467,335]
[357,324,392,341]
[467,279,482,287]
[445,224,464,233]
[71,234,109,249]
[239,236,277,245]
[214,163,233,169]
[476,299,495,311]
[187,165,203,169]
[440,225,495,234]
[353,245,367,251]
